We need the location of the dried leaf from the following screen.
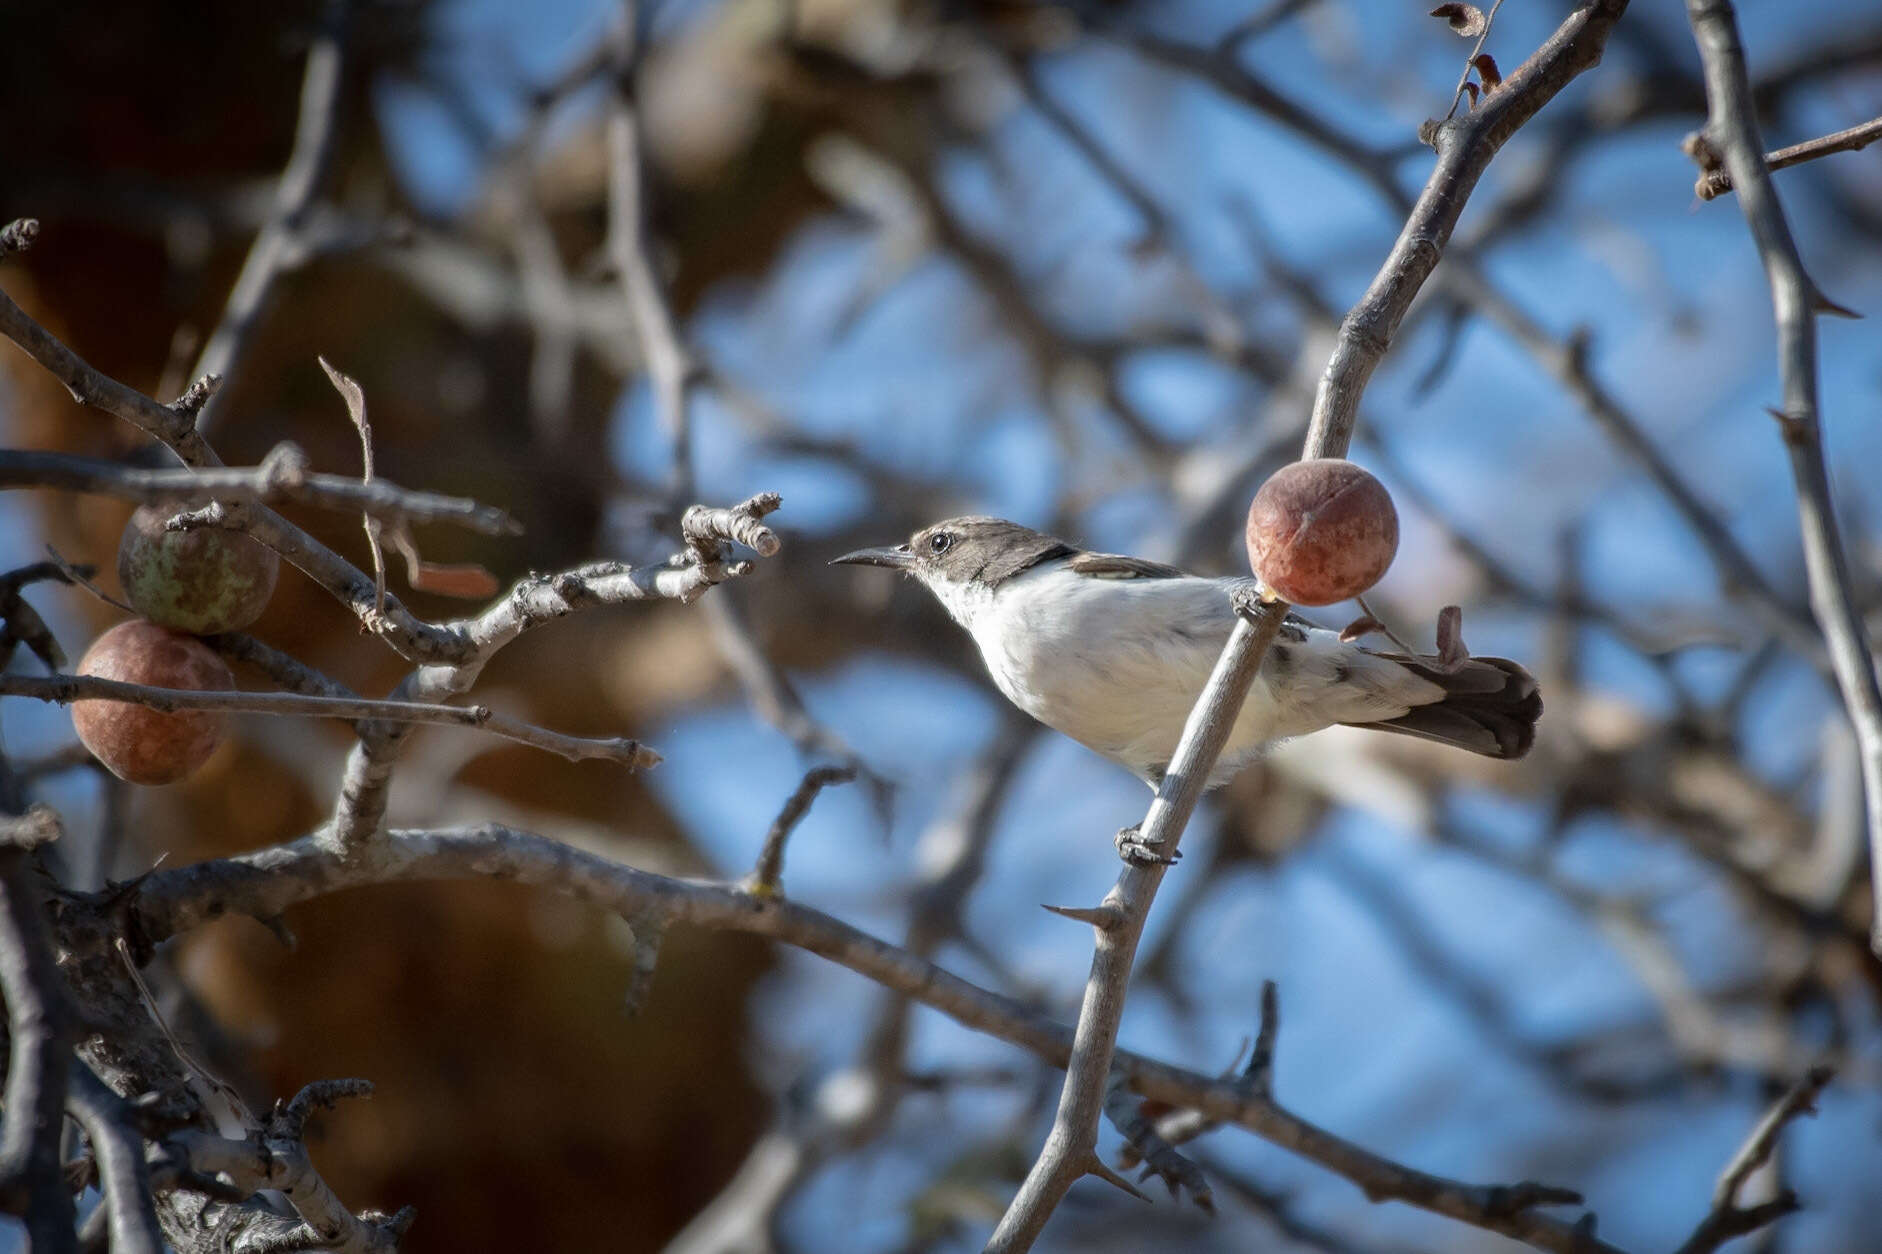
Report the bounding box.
[405,560,500,600]
[1472,52,1502,92]
[319,356,387,614]
[1435,605,1470,670]
[1429,3,1486,37]
[1340,614,1385,643]
[1461,80,1480,110]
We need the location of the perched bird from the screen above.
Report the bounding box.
[835,517,1539,827]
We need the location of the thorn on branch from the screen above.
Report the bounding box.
[1040,902,1124,931]
[1811,289,1860,319]
[1081,1152,1153,1204]
[1244,980,1280,1097]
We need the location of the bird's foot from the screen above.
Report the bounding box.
[1115,823,1180,866]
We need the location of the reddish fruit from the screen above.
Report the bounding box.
[117,503,279,635]
[1245,458,1398,606]
[72,620,233,785]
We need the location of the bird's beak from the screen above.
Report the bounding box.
[831,544,915,570]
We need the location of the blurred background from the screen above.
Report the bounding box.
[4,0,1882,1250]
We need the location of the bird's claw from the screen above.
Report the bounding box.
[1115,823,1180,866]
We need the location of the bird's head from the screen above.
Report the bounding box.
[832,516,1075,623]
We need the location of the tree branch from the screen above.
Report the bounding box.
[1672,1065,1833,1254]
[66,1065,163,1254]
[0,674,661,770]
[988,3,1630,1248]
[1684,0,1882,959]
[1696,114,1882,200]
[122,823,1628,1254]
[0,808,76,1252]
[0,274,474,662]
[192,3,350,439]
[166,1080,415,1254]
[606,0,696,497]
[0,445,520,535]
[324,496,779,848]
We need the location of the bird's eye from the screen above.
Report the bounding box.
[928,532,953,555]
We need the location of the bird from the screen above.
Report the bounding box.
[834,516,1539,857]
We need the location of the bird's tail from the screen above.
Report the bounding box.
[1344,654,1541,760]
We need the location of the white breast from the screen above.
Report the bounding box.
[927,562,1442,787]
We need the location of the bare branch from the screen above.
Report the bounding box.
[0,282,217,468]
[989,4,1631,1248]
[747,765,858,895]
[192,6,350,438]
[0,673,659,770]
[123,823,1629,1254]
[682,492,783,562]
[605,2,697,495]
[1685,0,1882,959]
[0,283,475,662]
[325,508,777,848]
[66,1066,163,1254]
[1672,1065,1833,1254]
[168,1080,414,1254]
[0,445,521,535]
[0,827,77,1251]
[1696,114,1882,200]
[1309,0,1630,453]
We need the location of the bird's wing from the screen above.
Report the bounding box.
[1066,552,1189,580]
[1067,554,1320,642]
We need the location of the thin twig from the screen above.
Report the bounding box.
[1684,0,1882,960]
[1672,1065,1833,1254]
[0,674,660,769]
[605,0,697,496]
[1443,0,1509,120]
[192,3,351,438]
[0,286,477,662]
[323,503,776,848]
[1697,114,1882,200]
[747,765,859,895]
[0,446,520,535]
